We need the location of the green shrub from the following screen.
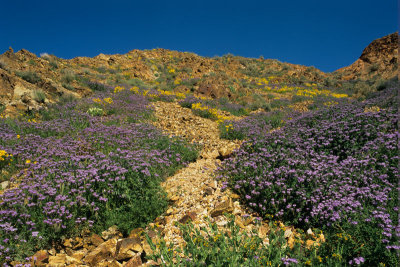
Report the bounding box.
[87,107,104,117]
[16,71,42,84]
[33,90,46,103]
[61,70,76,84]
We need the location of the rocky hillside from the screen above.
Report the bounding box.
[0,32,397,117]
[335,32,398,81]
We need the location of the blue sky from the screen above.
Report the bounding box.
[0,0,397,72]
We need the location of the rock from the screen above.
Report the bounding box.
[70,249,86,261]
[98,259,123,267]
[142,240,154,256]
[169,195,180,202]
[102,225,121,240]
[32,250,49,266]
[230,193,240,199]
[124,253,143,267]
[284,228,293,239]
[178,212,197,224]
[258,225,270,239]
[90,233,104,246]
[0,181,9,190]
[218,147,233,158]
[83,238,118,266]
[203,187,214,196]
[63,238,73,248]
[210,198,234,217]
[115,237,143,260]
[129,228,144,239]
[48,254,80,266]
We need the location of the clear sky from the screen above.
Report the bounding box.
[0,0,397,72]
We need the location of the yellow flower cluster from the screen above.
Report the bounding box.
[168,68,175,73]
[27,118,38,123]
[130,86,139,94]
[225,123,234,132]
[191,103,230,123]
[114,86,125,94]
[93,97,113,105]
[256,77,269,86]
[0,150,12,161]
[92,98,102,104]
[336,232,351,241]
[296,88,348,99]
[330,93,348,98]
[323,101,339,106]
[103,98,113,104]
[174,78,181,85]
[364,106,381,113]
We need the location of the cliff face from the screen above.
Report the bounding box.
[335,33,398,80]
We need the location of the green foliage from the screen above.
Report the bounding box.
[15,71,42,84]
[219,122,246,140]
[33,90,46,103]
[49,60,58,70]
[62,83,75,91]
[87,107,104,116]
[147,216,341,267]
[61,70,76,84]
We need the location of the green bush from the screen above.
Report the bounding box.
[33,90,46,103]
[16,71,42,84]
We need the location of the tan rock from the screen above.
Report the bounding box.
[210,198,234,217]
[115,237,143,260]
[70,249,86,261]
[90,233,104,246]
[98,259,123,267]
[48,254,80,267]
[102,225,121,240]
[129,228,144,239]
[258,225,270,239]
[178,212,197,224]
[83,238,118,266]
[124,253,143,267]
[32,250,49,266]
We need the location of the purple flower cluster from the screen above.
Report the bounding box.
[0,88,198,262]
[217,87,399,264]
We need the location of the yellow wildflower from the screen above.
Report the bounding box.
[103,98,113,104]
[26,159,31,164]
[130,86,139,94]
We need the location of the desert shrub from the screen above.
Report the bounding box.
[61,70,76,84]
[32,90,46,103]
[49,60,58,69]
[15,71,42,84]
[270,98,291,109]
[86,81,109,91]
[62,83,75,91]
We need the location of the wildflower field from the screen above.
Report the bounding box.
[0,78,398,266]
[216,87,399,266]
[0,88,198,263]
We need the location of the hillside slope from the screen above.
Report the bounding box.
[0,33,397,117]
